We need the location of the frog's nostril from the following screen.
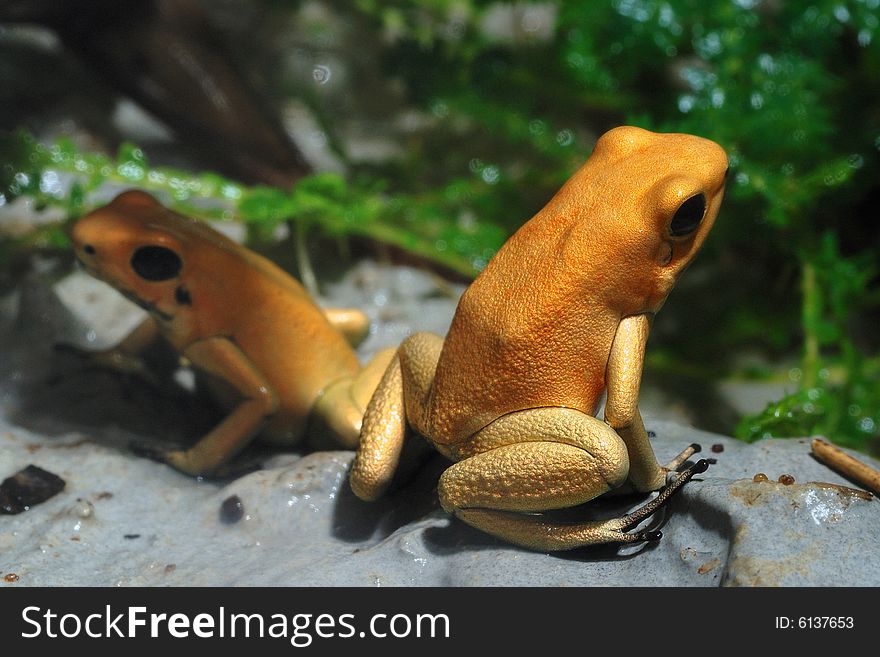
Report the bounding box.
[83,244,96,255]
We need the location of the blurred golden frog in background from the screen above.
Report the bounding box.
[350,126,728,550]
[69,190,394,476]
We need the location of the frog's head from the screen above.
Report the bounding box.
[71,191,189,320]
[558,126,728,316]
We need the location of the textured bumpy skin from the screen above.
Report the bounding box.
[351,126,728,550]
[70,190,394,475]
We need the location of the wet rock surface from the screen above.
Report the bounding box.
[1,261,878,586]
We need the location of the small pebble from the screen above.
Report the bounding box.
[778,474,796,485]
[711,444,724,453]
[0,465,66,514]
[220,494,244,524]
[4,573,19,583]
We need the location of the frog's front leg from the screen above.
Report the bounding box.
[137,336,278,476]
[604,313,672,492]
[438,408,708,551]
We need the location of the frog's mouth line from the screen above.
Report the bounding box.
[74,255,174,322]
[117,288,175,322]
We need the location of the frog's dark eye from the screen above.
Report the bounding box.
[131,246,182,281]
[669,194,706,237]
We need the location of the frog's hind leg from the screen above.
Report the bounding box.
[438,407,709,551]
[312,346,398,448]
[322,307,370,347]
[349,332,444,501]
[452,459,709,550]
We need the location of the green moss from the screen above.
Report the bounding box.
[0,131,505,278]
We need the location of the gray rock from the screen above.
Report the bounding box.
[1,261,878,587]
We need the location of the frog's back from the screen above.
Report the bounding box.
[185,237,361,417]
[427,214,620,445]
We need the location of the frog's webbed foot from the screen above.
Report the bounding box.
[613,457,711,538]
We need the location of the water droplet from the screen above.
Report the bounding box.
[221,184,242,199]
[39,170,61,195]
[678,94,696,113]
[312,65,331,84]
[555,129,573,146]
[758,53,776,74]
[481,165,500,184]
[86,330,97,343]
[848,404,861,417]
[697,32,722,57]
